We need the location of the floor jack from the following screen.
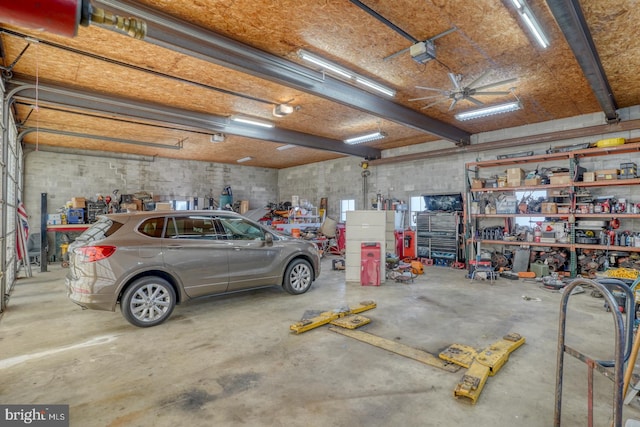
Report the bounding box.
[289,300,377,334]
[439,333,525,404]
[290,302,525,403]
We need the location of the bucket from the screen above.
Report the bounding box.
[291,228,300,238]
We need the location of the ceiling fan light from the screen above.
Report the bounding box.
[454,101,522,121]
[344,131,387,145]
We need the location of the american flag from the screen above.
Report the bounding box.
[17,200,29,261]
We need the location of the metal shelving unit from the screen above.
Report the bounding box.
[466,141,640,276]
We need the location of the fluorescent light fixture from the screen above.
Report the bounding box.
[298,50,352,79]
[511,0,549,48]
[298,49,395,97]
[237,156,253,163]
[355,77,396,97]
[273,104,294,117]
[344,131,387,145]
[230,115,274,128]
[455,101,522,121]
[276,144,296,151]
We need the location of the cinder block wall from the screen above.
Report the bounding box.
[23,106,640,232]
[278,107,640,220]
[23,150,278,232]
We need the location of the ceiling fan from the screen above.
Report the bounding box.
[409,71,518,111]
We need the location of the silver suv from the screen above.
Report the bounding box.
[66,210,320,327]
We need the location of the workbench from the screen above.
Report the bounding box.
[46,224,91,262]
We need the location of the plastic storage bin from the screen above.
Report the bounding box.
[66,208,85,224]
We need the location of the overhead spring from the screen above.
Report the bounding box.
[91,7,147,40]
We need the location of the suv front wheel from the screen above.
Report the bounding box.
[282,259,313,295]
[121,277,176,327]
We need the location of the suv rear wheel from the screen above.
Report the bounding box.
[121,277,176,327]
[282,259,313,295]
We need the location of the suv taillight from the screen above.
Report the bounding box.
[76,246,116,262]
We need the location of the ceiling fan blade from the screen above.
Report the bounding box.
[471,91,512,96]
[448,73,461,89]
[408,95,444,101]
[448,98,458,111]
[472,77,518,92]
[420,97,451,110]
[467,96,485,106]
[466,70,490,90]
[415,86,447,93]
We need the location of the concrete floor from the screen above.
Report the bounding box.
[2,257,640,427]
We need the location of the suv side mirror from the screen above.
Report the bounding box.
[264,232,274,246]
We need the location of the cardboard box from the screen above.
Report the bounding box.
[121,202,138,211]
[507,168,525,180]
[47,213,63,225]
[524,176,541,186]
[596,169,619,181]
[507,168,525,186]
[471,178,485,189]
[550,173,570,185]
[541,202,558,214]
[583,171,596,182]
[240,200,249,214]
[155,202,173,211]
[72,197,86,208]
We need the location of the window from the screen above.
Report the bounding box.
[74,217,123,244]
[166,215,219,239]
[514,190,546,226]
[219,217,264,240]
[340,199,355,222]
[138,217,166,238]
[410,196,426,227]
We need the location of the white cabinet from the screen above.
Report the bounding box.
[345,210,395,284]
